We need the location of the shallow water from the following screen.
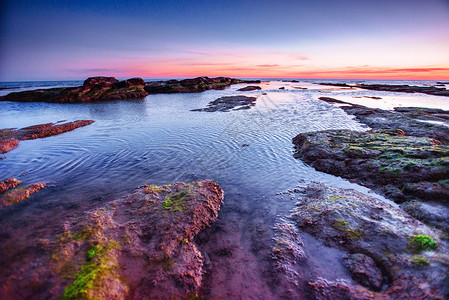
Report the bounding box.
[0,80,447,297]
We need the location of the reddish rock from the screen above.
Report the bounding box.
[0,178,22,193]
[0,182,46,209]
[0,180,224,299]
[145,76,261,94]
[0,139,19,154]
[0,120,94,154]
[83,77,119,87]
[0,77,149,103]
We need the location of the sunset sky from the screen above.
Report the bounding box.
[1,0,449,81]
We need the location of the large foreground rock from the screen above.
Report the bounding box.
[0,77,148,103]
[286,184,448,299]
[0,120,95,154]
[0,180,223,299]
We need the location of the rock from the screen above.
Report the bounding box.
[0,178,22,193]
[344,253,383,291]
[83,77,119,87]
[191,95,258,112]
[0,182,46,209]
[318,96,449,143]
[0,120,95,154]
[145,77,261,94]
[401,200,449,231]
[0,77,149,103]
[318,82,449,97]
[237,86,262,91]
[293,129,449,205]
[290,184,448,299]
[0,139,19,154]
[0,180,223,299]
[318,97,349,104]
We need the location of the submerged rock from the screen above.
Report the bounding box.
[237,85,262,91]
[0,120,94,154]
[0,180,223,299]
[145,77,260,94]
[289,184,449,299]
[0,182,46,209]
[319,82,449,97]
[0,77,148,103]
[191,95,258,112]
[0,178,22,193]
[293,129,449,205]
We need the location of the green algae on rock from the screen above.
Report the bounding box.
[293,129,449,204]
[286,184,449,299]
[0,180,223,299]
[0,182,46,209]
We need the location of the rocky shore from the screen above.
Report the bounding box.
[1,120,95,154]
[145,77,260,94]
[0,76,260,103]
[274,184,449,299]
[293,97,449,231]
[0,180,223,299]
[318,82,449,97]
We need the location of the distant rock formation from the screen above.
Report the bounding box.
[144,76,261,94]
[237,86,262,91]
[0,77,148,103]
[318,82,449,97]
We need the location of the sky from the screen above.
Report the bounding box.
[1,0,449,81]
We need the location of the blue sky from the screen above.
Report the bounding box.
[1,0,449,80]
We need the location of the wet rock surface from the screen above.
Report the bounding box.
[293,129,449,205]
[0,178,22,193]
[145,76,260,94]
[0,120,95,154]
[191,95,258,112]
[319,82,449,97]
[0,77,148,103]
[237,85,262,91]
[318,97,449,143]
[0,180,223,299]
[344,253,383,291]
[286,184,449,299]
[0,181,46,209]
